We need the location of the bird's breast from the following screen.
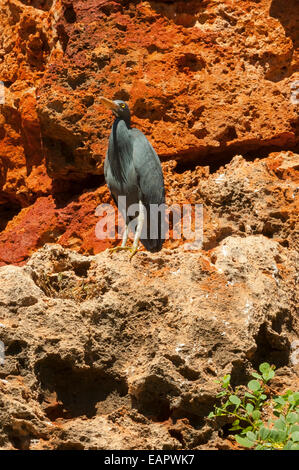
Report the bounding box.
[105,152,139,203]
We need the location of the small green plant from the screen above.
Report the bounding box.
[208,363,299,450]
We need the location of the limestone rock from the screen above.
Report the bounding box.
[0,240,297,449]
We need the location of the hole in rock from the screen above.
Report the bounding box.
[133,97,170,122]
[64,4,77,23]
[19,1,53,11]
[35,356,129,419]
[8,431,31,451]
[172,142,299,175]
[270,0,298,47]
[113,90,130,102]
[2,80,13,88]
[0,202,22,232]
[52,173,104,208]
[6,340,27,356]
[131,375,179,422]
[251,323,290,369]
[55,442,85,450]
[171,409,206,429]
[177,53,205,72]
[43,137,75,166]
[229,359,252,387]
[67,73,86,90]
[73,260,91,278]
[132,395,172,423]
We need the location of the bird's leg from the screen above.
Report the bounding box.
[121,224,129,247]
[109,224,130,252]
[130,201,144,260]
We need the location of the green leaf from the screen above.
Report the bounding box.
[229,395,241,406]
[251,410,261,420]
[290,424,299,433]
[262,369,275,382]
[235,435,255,448]
[259,426,270,440]
[268,429,285,443]
[246,403,254,414]
[287,394,295,404]
[251,372,262,380]
[290,443,299,450]
[244,392,256,402]
[246,431,257,441]
[222,374,231,388]
[255,444,268,450]
[288,393,299,406]
[274,418,286,430]
[242,425,253,434]
[290,431,299,442]
[248,380,261,392]
[274,396,286,406]
[286,412,298,424]
[230,424,242,431]
[259,363,275,382]
[208,412,215,418]
[292,391,299,401]
[259,362,271,373]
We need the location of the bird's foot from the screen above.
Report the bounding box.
[129,245,139,262]
[108,245,140,260]
[108,246,132,253]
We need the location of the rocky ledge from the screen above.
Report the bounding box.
[0,236,298,450]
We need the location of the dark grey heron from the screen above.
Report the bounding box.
[99,96,165,258]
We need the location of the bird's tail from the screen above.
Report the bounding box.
[141,237,164,252]
[140,203,165,252]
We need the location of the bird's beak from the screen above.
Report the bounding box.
[99,96,119,112]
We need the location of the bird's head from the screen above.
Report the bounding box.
[99,96,131,127]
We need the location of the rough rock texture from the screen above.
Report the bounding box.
[0,0,298,263]
[0,240,298,450]
[0,0,298,451]
[0,149,298,265]
[165,150,299,251]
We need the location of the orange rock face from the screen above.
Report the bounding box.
[0,0,298,264]
[0,0,299,451]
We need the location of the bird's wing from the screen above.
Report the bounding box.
[104,152,118,206]
[131,129,165,206]
[131,129,165,251]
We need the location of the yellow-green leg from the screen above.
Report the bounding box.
[109,201,144,261]
[129,201,144,261]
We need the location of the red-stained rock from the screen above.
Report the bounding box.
[0,196,57,266]
[0,0,298,264]
[0,187,114,266]
[36,0,298,181]
[0,149,297,266]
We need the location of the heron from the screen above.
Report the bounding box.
[99,96,165,258]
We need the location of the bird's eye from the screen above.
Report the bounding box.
[121,104,126,108]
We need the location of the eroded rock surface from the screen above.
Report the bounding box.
[0,0,298,451]
[0,240,298,449]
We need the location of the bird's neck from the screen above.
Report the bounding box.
[112,118,131,150]
[115,116,131,129]
[108,118,132,184]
